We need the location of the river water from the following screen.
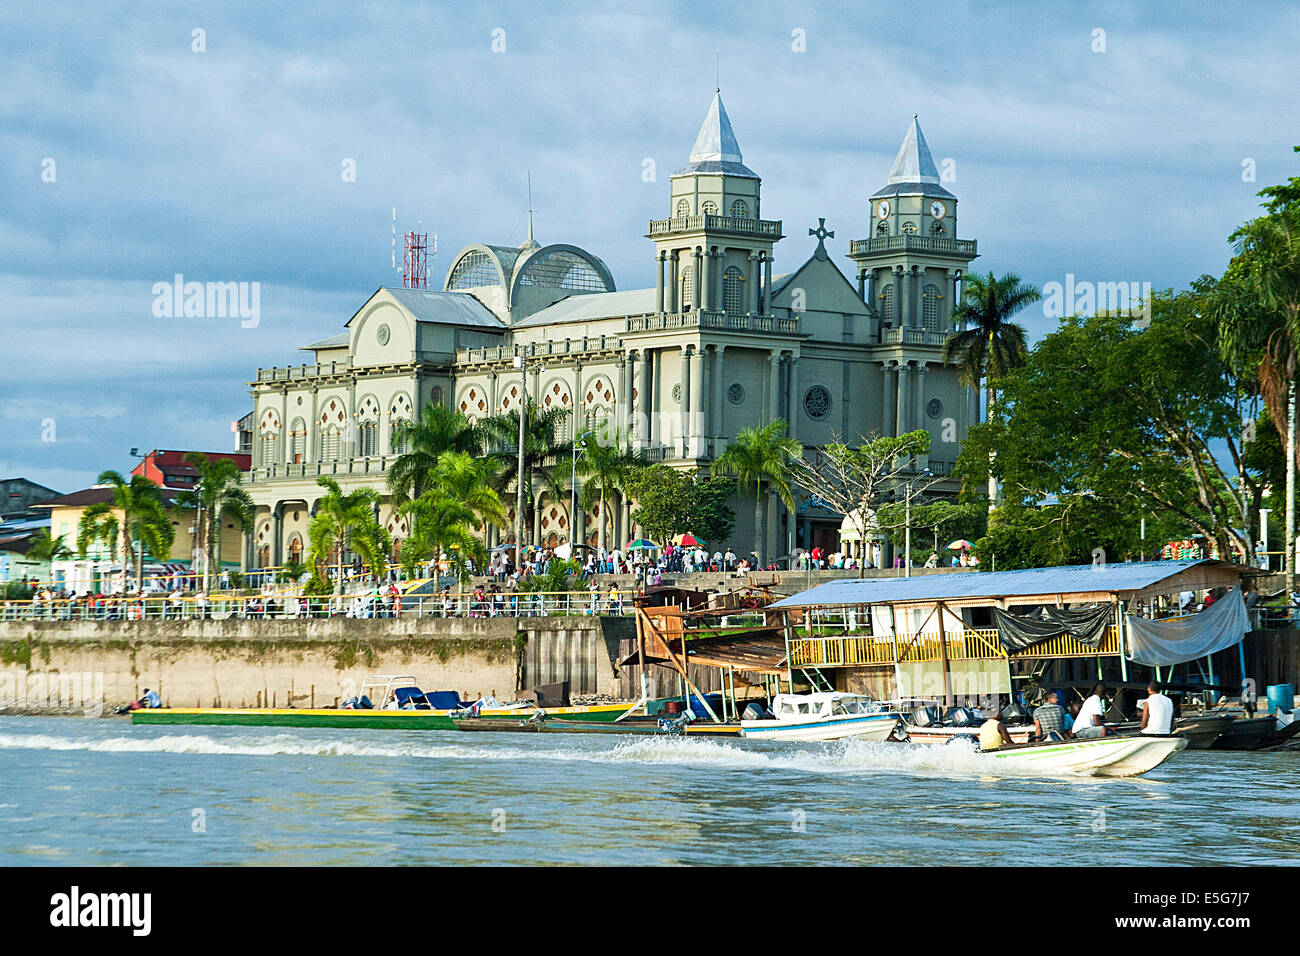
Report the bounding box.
[0,716,1294,866]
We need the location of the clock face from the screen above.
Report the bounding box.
[876,200,891,219]
[929,200,946,219]
[377,323,391,345]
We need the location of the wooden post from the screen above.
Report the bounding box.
[1116,598,1129,682]
[935,601,954,708]
[783,610,795,690]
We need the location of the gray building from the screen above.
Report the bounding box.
[244,94,979,568]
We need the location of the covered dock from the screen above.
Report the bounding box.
[767,559,1257,705]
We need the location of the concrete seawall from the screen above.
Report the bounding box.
[0,617,635,710]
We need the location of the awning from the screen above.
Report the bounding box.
[1125,588,1249,666]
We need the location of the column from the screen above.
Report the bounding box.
[649,349,660,446]
[689,344,704,458]
[893,268,904,327]
[902,267,914,328]
[700,248,711,314]
[272,505,284,567]
[857,268,867,300]
[882,363,897,438]
[768,350,782,424]
[711,250,722,311]
[634,350,649,447]
[913,364,929,450]
[572,362,583,441]
[692,248,703,311]
[616,355,630,441]
[667,253,679,313]
[656,252,666,314]
[679,345,691,457]
[712,344,727,454]
[749,253,760,314]
[895,363,910,436]
[787,355,800,441]
[946,270,958,330]
[488,370,499,417]
[762,254,773,313]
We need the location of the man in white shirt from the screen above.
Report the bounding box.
[1073,683,1110,738]
[1139,681,1174,735]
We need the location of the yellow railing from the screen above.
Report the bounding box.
[789,625,1123,668]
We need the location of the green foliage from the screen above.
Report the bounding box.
[712,419,800,560]
[942,271,1040,393]
[77,470,174,591]
[3,582,34,601]
[623,465,736,545]
[26,528,71,564]
[481,398,573,543]
[307,477,390,591]
[875,500,987,551]
[518,558,582,593]
[577,432,650,551]
[227,571,244,590]
[955,289,1258,562]
[387,403,486,503]
[176,452,254,590]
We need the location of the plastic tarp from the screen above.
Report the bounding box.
[990,603,1114,652]
[1124,588,1249,666]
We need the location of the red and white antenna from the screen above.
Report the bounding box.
[403,229,428,288]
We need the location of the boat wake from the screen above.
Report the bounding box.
[0,728,1092,779]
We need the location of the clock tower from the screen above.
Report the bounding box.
[847,115,977,335]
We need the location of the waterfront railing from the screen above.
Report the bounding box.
[0,590,638,622]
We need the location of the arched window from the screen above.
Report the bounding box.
[447,250,499,289]
[901,220,916,234]
[675,198,690,218]
[701,200,717,215]
[730,199,749,218]
[930,221,945,237]
[258,409,280,466]
[880,284,894,326]
[679,263,695,311]
[922,284,942,331]
[356,397,380,457]
[876,222,888,236]
[289,418,306,464]
[319,398,346,461]
[723,266,744,315]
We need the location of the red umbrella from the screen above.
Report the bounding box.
[672,533,703,547]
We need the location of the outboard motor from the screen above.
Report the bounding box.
[742,702,770,721]
[911,706,935,728]
[946,707,975,727]
[1002,702,1028,724]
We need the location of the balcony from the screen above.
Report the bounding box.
[880,327,950,347]
[456,335,624,366]
[647,214,783,238]
[848,235,978,258]
[254,362,350,384]
[626,310,800,336]
[249,457,398,483]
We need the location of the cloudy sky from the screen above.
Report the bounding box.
[3,0,1299,493]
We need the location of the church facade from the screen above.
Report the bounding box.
[242,94,980,569]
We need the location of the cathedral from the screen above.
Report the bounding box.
[243,93,980,569]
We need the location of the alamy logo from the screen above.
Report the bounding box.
[1041,273,1151,323]
[152,273,260,328]
[49,886,151,936]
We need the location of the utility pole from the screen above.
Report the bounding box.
[513,355,527,565]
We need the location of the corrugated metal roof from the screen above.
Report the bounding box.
[300,332,349,351]
[514,287,658,328]
[378,288,506,328]
[770,560,1239,608]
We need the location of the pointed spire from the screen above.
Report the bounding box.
[887,115,941,185]
[689,92,744,165]
[522,169,539,250]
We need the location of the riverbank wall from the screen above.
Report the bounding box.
[0,617,635,710]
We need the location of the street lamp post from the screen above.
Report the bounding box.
[902,468,932,579]
[512,356,528,567]
[571,431,592,551]
[1261,508,1272,571]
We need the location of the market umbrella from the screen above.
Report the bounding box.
[946,539,976,550]
[626,538,659,551]
[672,533,703,547]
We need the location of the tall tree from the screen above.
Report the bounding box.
[577,432,649,553]
[306,477,390,599]
[77,471,174,592]
[942,271,1041,508]
[26,528,71,569]
[387,403,485,504]
[176,452,254,591]
[1214,188,1300,590]
[785,429,941,576]
[957,291,1261,564]
[622,466,736,546]
[481,399,573,547]
[712,419,801,564]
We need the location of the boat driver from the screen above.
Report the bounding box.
[1139,681,1174,735]
[978,704,1014,750]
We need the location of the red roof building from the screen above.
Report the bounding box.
[130,450,251,491]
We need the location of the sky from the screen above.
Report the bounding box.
[3,0,1300,494]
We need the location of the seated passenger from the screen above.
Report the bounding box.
[1032,690,1066,741]
[1139,681,1174,735]
[978,704,1014,750]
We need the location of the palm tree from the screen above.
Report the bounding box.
[713,420,801,565]
[1215,203,1300,591]
[429,451,507,531]
[387,403,485,504]
[306,477,390,600]
[577,432,649,554]
[27,528,71,568]
[176,452,254,591]
[481,399,573,547]
[398,490,486,583]
[942,271,1041,508]
[77,471,175,593]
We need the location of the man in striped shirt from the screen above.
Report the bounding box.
[1033,690,1066,740]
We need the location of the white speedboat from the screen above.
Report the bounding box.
[977,733,1189,777]
[740,692,901,742]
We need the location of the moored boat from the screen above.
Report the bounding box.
[131,707,457,730]
[740,692,900,742]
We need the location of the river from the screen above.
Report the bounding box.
[0,716,1294,866]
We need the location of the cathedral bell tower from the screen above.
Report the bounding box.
[648,93,784,317]
[847,116,977,336]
